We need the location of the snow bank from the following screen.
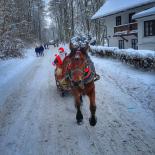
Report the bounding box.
[0,48,35,88]
[90,45,155,69]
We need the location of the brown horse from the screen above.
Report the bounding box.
[62,43,97,126]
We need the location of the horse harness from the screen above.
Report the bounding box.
[66,51,95,88]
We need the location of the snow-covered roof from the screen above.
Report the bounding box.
[91,0,155,20]
[132,7,155,19]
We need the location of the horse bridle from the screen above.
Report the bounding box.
[67,51,90,88]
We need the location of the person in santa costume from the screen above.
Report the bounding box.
[52,47,68,82]
[52,47,67,67]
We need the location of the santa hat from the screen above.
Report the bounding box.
[58,47,64,53]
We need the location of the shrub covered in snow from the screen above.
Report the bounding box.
[0,32,24,59]
[90,45,155,70]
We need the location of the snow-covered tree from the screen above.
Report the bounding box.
[0,0,46,58]
[48,0,105,43]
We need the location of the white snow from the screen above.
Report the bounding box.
[90,45,155,59]
[114,30,138,36]
[133,6,155,19]
[91,0,155,19]
[0,48,36,107]
[0,45,155,154]
[91,45,118,52]
[91,54,155,109]
[0,49,35,89]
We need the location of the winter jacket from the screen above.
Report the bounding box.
[53,52,67,67]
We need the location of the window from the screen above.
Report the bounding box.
[116,16,121,26]
[144,20,155,37]
[29,0,31,7]
[119,40,124,49]
[129,13,136,23]
[131,39,138,50]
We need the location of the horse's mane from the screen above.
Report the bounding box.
[69,42,89,58]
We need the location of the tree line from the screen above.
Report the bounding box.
[48,0,105,44]
[0,0,46,58]
[0,0,106,58]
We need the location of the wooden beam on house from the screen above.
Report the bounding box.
[133,33,138,37]
[120,36,128,42]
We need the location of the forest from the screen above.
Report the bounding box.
[0,0,105,58]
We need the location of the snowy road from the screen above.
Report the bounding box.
[0,47,155,155]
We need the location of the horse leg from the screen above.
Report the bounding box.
[88,88,97,126]
[79,94,84,106]
[80,95,83,103]
[75,95,83,124]
[89,104,97,126]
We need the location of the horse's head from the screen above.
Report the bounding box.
[68,41,90,88]
[63,37,89,87]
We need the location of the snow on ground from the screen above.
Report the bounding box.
[0,49,36,107]
[92,54,155,112]
[0,45,155,155]
[0,49,35,88]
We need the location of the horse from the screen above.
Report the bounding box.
[38,45,44,56]
[35,47,40,57]
[35,45,44,57]
[62,42,97,126]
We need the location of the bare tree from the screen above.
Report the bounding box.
[48,0,105,43]
[0,0,47,58]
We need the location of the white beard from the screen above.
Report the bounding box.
[59,53,66,61]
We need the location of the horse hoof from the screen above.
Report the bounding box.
[89,116,97,126]
[61,92,65,97]
[77,120,83,125]
[76,112,83,123]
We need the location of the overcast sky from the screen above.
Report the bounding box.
[44,0,49,4]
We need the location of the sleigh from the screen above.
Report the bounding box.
[54,66,71,97]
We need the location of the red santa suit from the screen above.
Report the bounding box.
[53,47,66,67]
[52,47,67,80]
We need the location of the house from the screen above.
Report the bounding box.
[91,0,155,50]
[132,7,155,50]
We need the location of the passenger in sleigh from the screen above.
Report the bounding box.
[52,47,67,66]
[52,47,67,81]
